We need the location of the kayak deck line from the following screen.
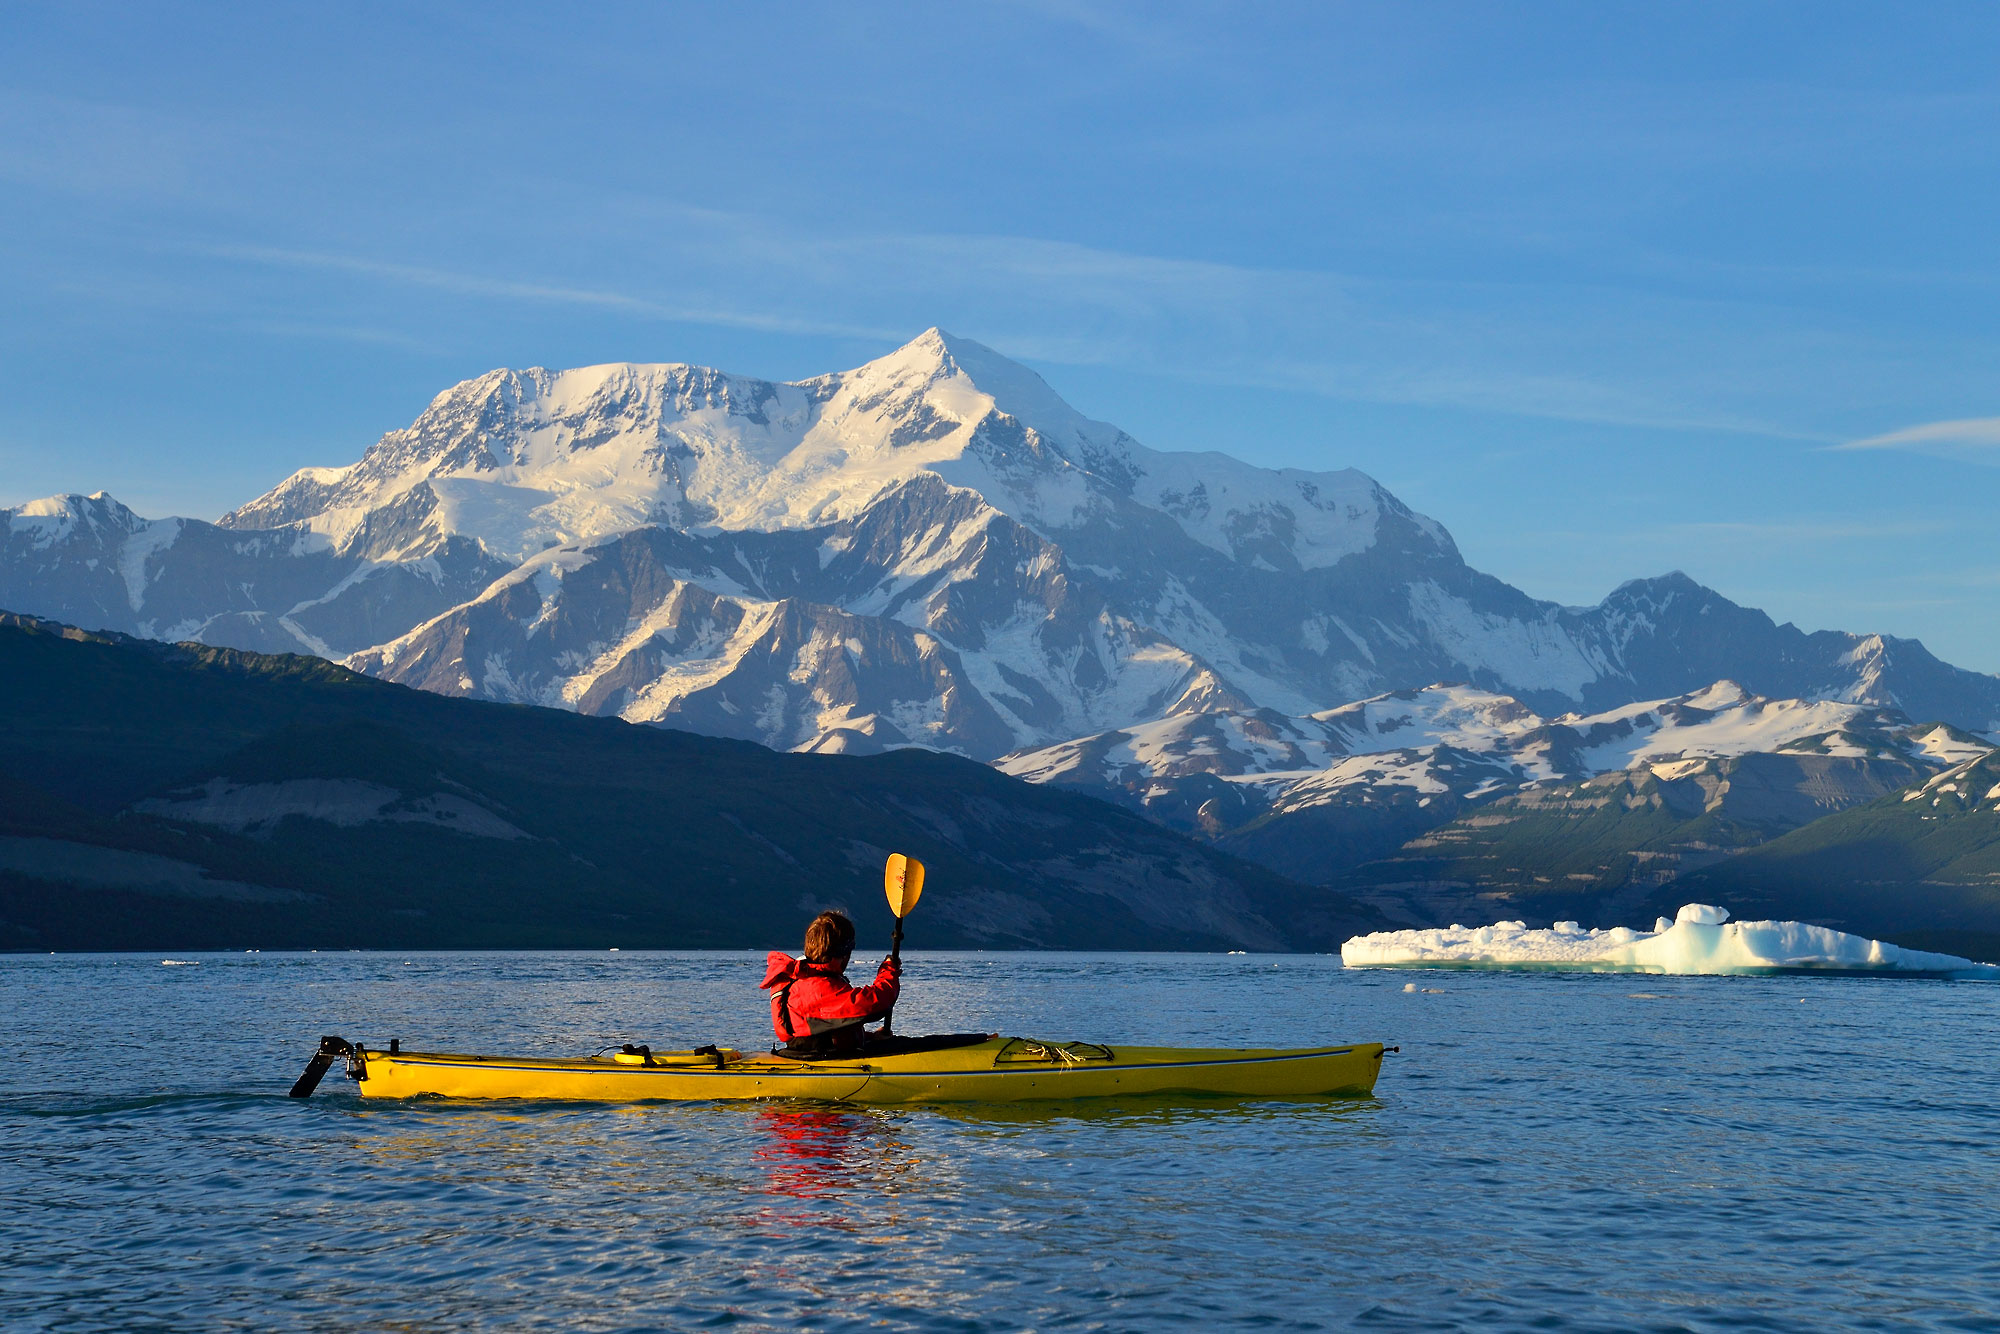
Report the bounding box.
[382,1047,1364,1078]
[292,1035,1390,1104]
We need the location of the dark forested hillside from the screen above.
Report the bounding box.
[0,613,1382,952]
[1673,754,2000,960]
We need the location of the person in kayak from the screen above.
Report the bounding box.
[761,910,900,1055]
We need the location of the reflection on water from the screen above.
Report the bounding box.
[753,1105,911,1226]
[4,952,1999,1332]
[921,1091,1387,1131]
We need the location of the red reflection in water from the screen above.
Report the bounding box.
[751,1106,906,1230]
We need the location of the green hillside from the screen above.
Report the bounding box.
[1320,756,1912,924]
[1325,764,1774,930]
[1677,753,2000,959]
[1317,749,2000,961]
[0,613,1382,951]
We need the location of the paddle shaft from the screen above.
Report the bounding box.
[881,915,906,1035]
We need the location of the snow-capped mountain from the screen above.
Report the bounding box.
[0,491,510,658]
[339,476,1240,754]
[997,679,1995,853]
[223,331,1432,572]
[7,329,2000,762]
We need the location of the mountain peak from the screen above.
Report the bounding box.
[835,327,1098,448]
[1682,680,1751,711]
[872,326,990,373]
[1610,570,1705,598]
[6,491,146,538]
[201,329,1456,586]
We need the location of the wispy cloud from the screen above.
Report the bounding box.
[1835,417,2000,463]
[1663,518,1961,543]
[196,227,1843,443]
[205,244,904,344]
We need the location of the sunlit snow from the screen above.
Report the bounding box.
[230,329,1428,573]
[1000,675,1990,811]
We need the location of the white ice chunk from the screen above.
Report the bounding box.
[1340,904,1996,975]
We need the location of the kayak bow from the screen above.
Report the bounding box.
[291,1035,1388,1103]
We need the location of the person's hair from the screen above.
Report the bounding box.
[803,910,857,965]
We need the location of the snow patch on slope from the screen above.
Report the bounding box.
[1562,688,1895,773]
[1312,685,1543,756]
[115,518,185,611]
[1406,582,1603,698]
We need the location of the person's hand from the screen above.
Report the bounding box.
[883,956,902,978]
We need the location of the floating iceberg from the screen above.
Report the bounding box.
[1341,904,1997,976]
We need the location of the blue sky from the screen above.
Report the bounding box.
[3,2,1997,669]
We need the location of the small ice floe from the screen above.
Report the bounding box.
[161,959,200,966]
[1342,904,1998,976]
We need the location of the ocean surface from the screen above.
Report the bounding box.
[4,950,1997,1333]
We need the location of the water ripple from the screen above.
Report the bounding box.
[4,953,1998,1331]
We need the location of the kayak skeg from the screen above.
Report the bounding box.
[290,1034,1391,1104]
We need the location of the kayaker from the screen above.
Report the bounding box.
[761,910,901,1055]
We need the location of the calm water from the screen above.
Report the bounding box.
[4,951,1997,1332]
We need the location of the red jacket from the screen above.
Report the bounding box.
[761,952,900,1045]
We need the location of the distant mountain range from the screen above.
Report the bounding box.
[998,679,1990,864]
[996,677,1999,953]
[6,329,1999,954]
[0,612,1377,951]
[7,330,1998,765]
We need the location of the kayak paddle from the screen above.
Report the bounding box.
[880,852,925,1036]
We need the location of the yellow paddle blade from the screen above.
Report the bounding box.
[884,853,926,919]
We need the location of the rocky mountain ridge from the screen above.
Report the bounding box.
[997,678,1994,878]
[6,329,1999,763]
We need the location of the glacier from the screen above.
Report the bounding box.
[1340,904,1997,975]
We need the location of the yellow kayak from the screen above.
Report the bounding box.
[291,1034,1388,1103]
